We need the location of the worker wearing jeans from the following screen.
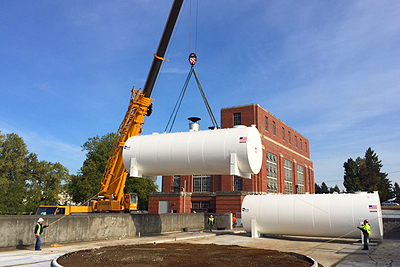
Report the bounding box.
[34,218,49,251]
[358,219,371,250]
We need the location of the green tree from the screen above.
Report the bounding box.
[321,182,329,193]
[343,147,393,201]
[0,133,29,214]
[329,185,340,193]
[125,178,158,210]
[67,133,116,203]
[394,183,400,203]
[315,183,322,194]
[0,132,67,214]
[25,153,69,212]
[68,133,158,210]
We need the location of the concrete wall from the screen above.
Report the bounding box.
[204,213,232,231]
[0,213,232,249]
[383,218,400,239]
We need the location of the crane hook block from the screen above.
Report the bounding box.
[189,53,197,66]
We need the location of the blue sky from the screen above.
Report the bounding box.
[1,0,399,190]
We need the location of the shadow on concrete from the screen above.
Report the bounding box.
[259,234,357,245]
[383,218,400,239]
[130,213,162,236]
[16,240,31,250]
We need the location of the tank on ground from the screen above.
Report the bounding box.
[241,192,383,240]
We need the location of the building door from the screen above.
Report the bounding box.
[159,201,169,214]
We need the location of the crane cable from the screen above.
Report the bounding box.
[164,59,219,132]
[189,0,199,54]
[164,67,193,133]
[165,0,217,132]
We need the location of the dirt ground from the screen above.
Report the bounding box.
[57,243,314,267]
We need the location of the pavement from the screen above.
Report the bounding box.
[0,229,399,267]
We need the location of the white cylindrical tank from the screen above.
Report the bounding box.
[123,125,262,179]
[241,192,383,240]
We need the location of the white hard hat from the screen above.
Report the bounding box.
[38,218,44,223]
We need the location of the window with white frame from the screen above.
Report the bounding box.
[193,175,211,192]
[297,165,305,193]
[267,152,278,193]
[284,159,293,194]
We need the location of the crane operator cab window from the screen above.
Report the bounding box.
[130,193,137,204]
[36,206,65,215]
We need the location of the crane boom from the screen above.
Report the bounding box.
[96,0,184,212]
[143,0,183,98]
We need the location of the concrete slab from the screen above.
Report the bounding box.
[0,230,399,267]
[336,239,400,267]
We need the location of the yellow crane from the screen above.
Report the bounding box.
[36,0,184,216]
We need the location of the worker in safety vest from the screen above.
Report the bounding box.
[208,215,215,232]
[34,218,49,251]
[357,219,371,250]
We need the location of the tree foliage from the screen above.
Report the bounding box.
[0,133,68,214]
[394,182,400,203]
[125,178,158,211]
[343,147,393,201]
[315,182,339,194]
[67,133,158,210]
[67,133,116,203]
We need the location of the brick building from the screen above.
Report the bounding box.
[148,104,314,216]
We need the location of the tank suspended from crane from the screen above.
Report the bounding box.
[122,125,262,179]
[241,192,383,240]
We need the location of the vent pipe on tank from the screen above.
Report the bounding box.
[188,117,201,132]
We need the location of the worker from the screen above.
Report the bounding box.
[208,214,215,232]
[357,219,371,250]
[34,218,49,251]
[232,213,237,228]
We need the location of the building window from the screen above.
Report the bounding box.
[297,165,305,194]
[300,139,303,151]
[193,175,211,192]
[233,113,241,126]
[192,201,210,211]
[282,127,285,142]
[295,136,298,148]
[273,121,276,136]
[267,152,278,193]
[305,142,308,154]
[265,116,268,132]
[288,131,291,144]
[173,175,180,192]
[284,159,293,194]
[233,176,243,191]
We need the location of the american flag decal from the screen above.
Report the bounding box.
[369,205,377,212]
[239,137,247,143]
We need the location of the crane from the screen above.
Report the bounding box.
[36,0,184,216]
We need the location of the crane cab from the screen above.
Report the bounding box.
[124,193,138,211]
